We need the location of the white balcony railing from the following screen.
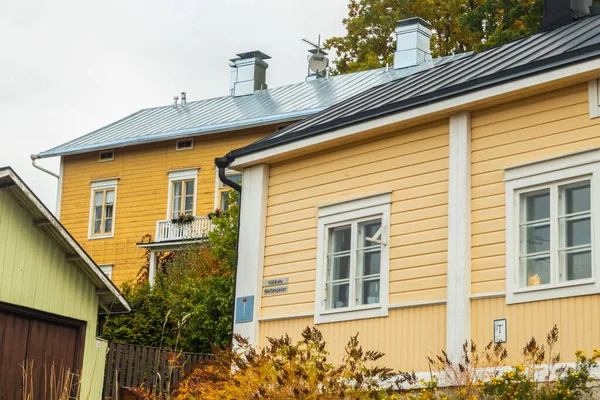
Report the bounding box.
[155,216,213,242]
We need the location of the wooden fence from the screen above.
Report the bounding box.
[103,342,214,399]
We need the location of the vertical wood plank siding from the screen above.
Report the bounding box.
[60,128,270,285]
[260,305,446,372]
[472,295,600,364]
[0,190,108,398]
[470,83,600,362]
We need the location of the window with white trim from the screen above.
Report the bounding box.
[315,193,390,324]
[99,264,113,279]
[89,179,118,239]
[167,169,198,219]
[215,169,241,211]
[506,149,600,304]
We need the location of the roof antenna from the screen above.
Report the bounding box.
[173,96,179,108]
[302,35,329,81]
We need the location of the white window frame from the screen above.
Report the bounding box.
[88,178,118,240]
[99,264,113,279]
[98,149,115,162]
[505,149,600,304]
[167,168,198,220]
[315,192,391,324]
[589,79,600,119]
[214,168,242,210]
[176,138,194,151]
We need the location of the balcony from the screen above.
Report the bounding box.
[155,216,213,242]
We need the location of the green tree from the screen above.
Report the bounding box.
[324,0,481,74]
[460,0,543,52]
[102,192,240,353]
[325,0,545,74]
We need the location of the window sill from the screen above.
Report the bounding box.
[507,278,599,304]
[315,304,388,324]
[88,233,115,240]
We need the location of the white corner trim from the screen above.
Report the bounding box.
[589,79,600,119]
[231,59,600,169]
[55,156,64,219]
[213,167,220,210]
[505,154,600,304]
[469,292,506,300]
[234,164,269,345]
[446,111,472,360]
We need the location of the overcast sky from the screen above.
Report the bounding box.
[0,0,349,211]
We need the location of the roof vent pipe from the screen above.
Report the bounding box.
[229,51,271,97]
[173,96,179,108]
[394,17,432,70]
[541,0,591,30]
[181,92,187,107]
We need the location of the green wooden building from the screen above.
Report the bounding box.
[0,167,130,399]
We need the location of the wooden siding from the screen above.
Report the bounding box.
[60,127,269,286]
[0,189,107,399]
[472,296,600,364]
[260,305,446,372]
[470,83,600,294]
[263,120,449,315]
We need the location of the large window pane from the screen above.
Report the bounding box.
[184,195,193,213]
[93,220,101,234]
[105,190,114,204]
[524,191,550,222]
[331,226,351,252]
[94,192,103,207]
[94,205,102,220]
[357,278,380,305]
[520,256,550,287]
[185,180,194,196]
[104,218,112,233]
[521,223,550,254]
[329,254,350,280]
[173,181,182,197]
[565,183,590,214]
[105,204,113,219]
[358,248,380,276]
[360,220,382,247]
[329,283,349,309]
[563,216,591,247]
[562,249,592,281]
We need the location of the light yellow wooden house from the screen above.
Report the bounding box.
[220,13,600,372]
[34,48,459,286]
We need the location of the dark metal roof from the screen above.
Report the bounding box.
[230,15,600,159]
[38,53,466,158]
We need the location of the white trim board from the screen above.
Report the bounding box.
[55,156,64,219]
[446,111,472,360]
[590,79,600,119]
[234,164,270,345]
[231,60,600,169]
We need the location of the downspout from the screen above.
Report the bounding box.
[30,154,59,179]
[214,155,241,343]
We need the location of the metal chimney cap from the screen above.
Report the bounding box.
[231,50,272,62]
[397,17,431,28]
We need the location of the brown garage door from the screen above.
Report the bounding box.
[0,303,85,400]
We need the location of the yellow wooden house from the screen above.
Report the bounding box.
[34,47,464,286]
[219,9,600,372]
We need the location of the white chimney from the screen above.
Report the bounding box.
[229,51,271,97]
[393,17,432,70]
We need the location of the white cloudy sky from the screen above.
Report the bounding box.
[0,0,349,211]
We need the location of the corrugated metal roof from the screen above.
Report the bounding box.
[231,15,600,158]
[38,53,468,158]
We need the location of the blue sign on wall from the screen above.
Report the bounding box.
[235,296,254,323]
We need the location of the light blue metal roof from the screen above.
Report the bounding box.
[39,53,469,158]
